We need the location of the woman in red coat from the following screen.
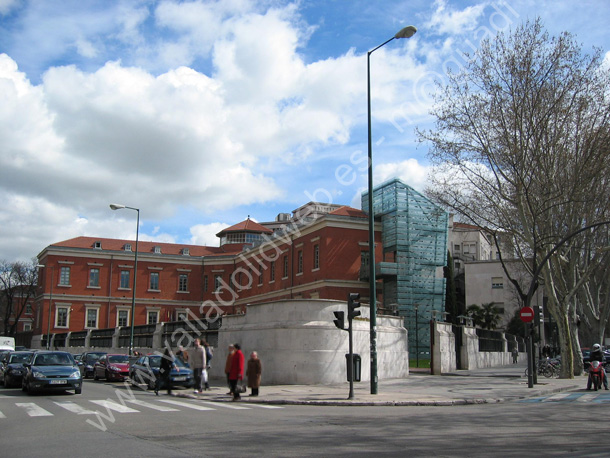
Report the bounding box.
[228,343,245,401]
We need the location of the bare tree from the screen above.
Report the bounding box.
[0,259,39,336]
[418,18,610,378]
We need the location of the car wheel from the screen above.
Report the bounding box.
[105,370,111,381]
[93,371,99,381]
[4,375,12,388]
[22,379,27,392]
[75,387,82,394]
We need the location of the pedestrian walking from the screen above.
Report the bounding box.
[225,344,235,395]
[176,345,189,364]
[246,351,262,396]
[190,339,206,394]
[202,340,212,390]
[156,347,178,396]
[228,343,245,401]
[512,347,519,364]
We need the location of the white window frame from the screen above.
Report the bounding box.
[59,267,71,286]
[120,270,131,289]
[149,272,160,291]
[85,306,100,329]
[116,307,130,327]
[89,268,100,288]
[147,309,160,325]
[55,305,70,328]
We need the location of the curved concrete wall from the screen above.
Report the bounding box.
[213,299,409,385]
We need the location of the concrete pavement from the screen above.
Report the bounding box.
[177,362,586,406]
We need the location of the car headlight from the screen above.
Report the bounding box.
[33,371,46,379]
[69,370,81,379]
[109,365,121,372]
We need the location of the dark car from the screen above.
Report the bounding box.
[22,351,82,394]
[81,351,107,378]
[129,354,193,390]
[93,354,130,381]
[0,351,34,387]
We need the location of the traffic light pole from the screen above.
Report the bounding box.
[348,316,355,400]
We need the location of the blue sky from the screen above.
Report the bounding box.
[1,0,609,261]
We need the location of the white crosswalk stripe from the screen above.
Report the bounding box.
[576,393,599,403]
[541,393,572,402]
[16,403,53,417]
[126,399,179,411]
[159,399,215,411]
[89,400,140,413]
[0,397,284,419]
[54,401,97,415]
[198,400,251,410]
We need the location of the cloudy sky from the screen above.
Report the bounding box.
[1,0,609,262]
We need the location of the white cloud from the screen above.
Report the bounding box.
[0,0,18,15]
[426,0,487,35]
[375,158,431,192]
[189,222,229,247]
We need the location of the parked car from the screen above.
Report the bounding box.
[0,351,34,387]
[80,351,107,378]
[129,353,193,390]
[22,351,82,394]
[93,354,130,381]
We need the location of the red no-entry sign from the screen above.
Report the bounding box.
[520,306,535,323]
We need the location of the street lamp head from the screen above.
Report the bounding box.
[109,203,126,210]
[394,25,417,39]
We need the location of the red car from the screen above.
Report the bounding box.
[93,354,130,381]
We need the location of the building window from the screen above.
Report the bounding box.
[25,303,32,314]
[94,241,102,249]
[23,323,31,332]
[297,250,303,274]
[147,310,158,325]
[117,309,129,327]
[120,270,130,289]
[182,248,189,256]
[491,277,504,289]
[59,267,70,286]
[454,244,460,251]
[150,272,160,290]
[283,255,289,278]
[176,311,187,322]
[258,269,263,286]
[56,307,69,328]
[154,246,161,254]
[124,243,132,251]
[214,274,222,291]
[178,274,188,292]
[204,275,209,292]
[270,261,275,282]
[86,308,98,329]
[313,244,320,270]
[89,268,100,287]
[361,251,370,270]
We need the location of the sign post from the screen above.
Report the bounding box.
[520,306,535,388]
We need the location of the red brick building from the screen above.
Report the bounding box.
[35,202,381,337]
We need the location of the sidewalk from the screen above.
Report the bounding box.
[177,363,585,406]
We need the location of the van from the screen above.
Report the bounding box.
[0,336,16,351]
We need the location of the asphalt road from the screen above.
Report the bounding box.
[0,379,608,457]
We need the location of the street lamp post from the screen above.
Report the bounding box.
[110,204,140,356]
[38,264,54,350]
[367,25,417,395]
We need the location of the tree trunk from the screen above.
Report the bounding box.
[556,313,574,379]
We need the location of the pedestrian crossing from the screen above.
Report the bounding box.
[518,392,610,403]
[0,396,283,419]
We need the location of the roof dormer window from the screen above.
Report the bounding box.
[94,241,102,249]
[182,248,189,256]
[154,246,161,254]
[124,244,132,252]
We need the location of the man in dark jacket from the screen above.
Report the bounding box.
[156,347,178,395]
[587,343,608,390]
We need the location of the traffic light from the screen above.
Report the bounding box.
[348,293,361,320]
[333,311,345,330]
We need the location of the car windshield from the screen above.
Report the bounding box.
[85,353,106,363]
[9,353,32,364]
[108,355,129,364]
[147,355,188,369]
[34,353,74,366]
